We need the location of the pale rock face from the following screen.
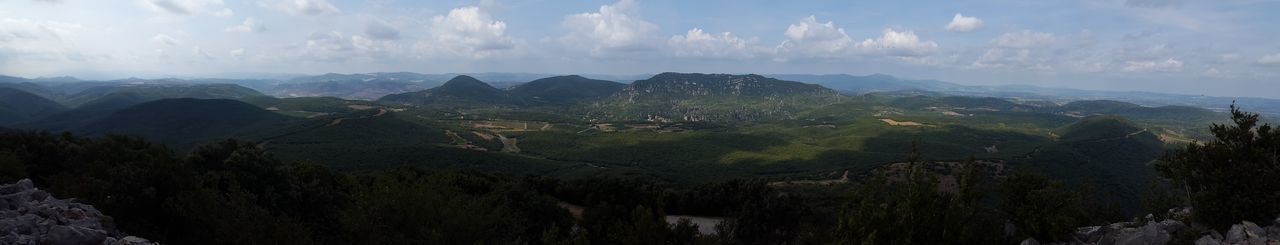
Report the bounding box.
[1037,210,1280,245]
[1195,235,1222,245]
[1243,221,1266,238]
[1186,217,1280,245]
[1227,224,1247,243]
[0,179,157,245]
[1019,237,1040,245]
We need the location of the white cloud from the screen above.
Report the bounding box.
[991,30,1055,48]
[212,8,234,17]
[192,45,214,60]
[261,0,339,16]
[351,35,393,59]
[667,28,760,59]
[415,6,517,59]
[1123,58,1183,72]
[1114,43,1175,62]
[944,13,983,32]
[363,19,399,40]
[224,17,266,33]
[561,0,658,56]
[229,47,245,59]
[1216,53,1241,63]
[0,18,87,65]
[973,30,1057,70]
[137,0,230,16]
[298,31,353,61]
[288,31,398,63]
[1201,67,1220,76]
[1259,53,1280,65]
[152,34,180,46]
[774,16,939,61]
[0,18,82,42]
[854,28,938,57]
[774,15,853,59]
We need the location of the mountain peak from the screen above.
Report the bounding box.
[509,75,624,103]
[377,75,514,106]
[444,75,484,85]
[867,73,896,79]
[439,75,496,91]
[34,76,81,82]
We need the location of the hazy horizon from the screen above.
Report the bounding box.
[2,0,1279,98]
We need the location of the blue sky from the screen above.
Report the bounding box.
[1,0,1278,97]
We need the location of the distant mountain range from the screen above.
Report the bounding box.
[5,72,1279,117]
[272,72,441,100]
[768,73,1280,115]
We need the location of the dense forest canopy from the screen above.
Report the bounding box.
[0,103,1272,244]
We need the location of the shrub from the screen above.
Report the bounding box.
[1154,105,1280,228]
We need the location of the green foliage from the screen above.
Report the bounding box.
[0,126,1184,244]
[0,151,26,184]
[715,191,810,245]
[998,172,1115,241]
[835,151,1005,245]
[1138,180,1185,221]
[0,88,1247,244]
[341,168,573,244]
[1154,105,1280,228]
[552,177,816,244]
[1015,115,1167,215]
[0,131,578,244]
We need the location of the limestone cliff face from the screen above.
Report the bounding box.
[588,73,844,122]
[617,73,840,102]
[0,179,155,245]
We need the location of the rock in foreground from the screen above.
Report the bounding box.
[0,179,155,245]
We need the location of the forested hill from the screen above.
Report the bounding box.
[509,75,626,104]
[585,73,845,122]
[619,72,839,101]
[377,75,520,107]
[0,88,66,125]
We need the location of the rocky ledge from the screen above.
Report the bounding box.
[1021,209,1280,245]
[0,179,155,245]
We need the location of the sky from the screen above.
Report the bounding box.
[1,0,1278,97]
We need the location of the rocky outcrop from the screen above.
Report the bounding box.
[1020,208,1280,245]
[0,179,155,245]
[1210,220,1277,245]
[587,72,845,123]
